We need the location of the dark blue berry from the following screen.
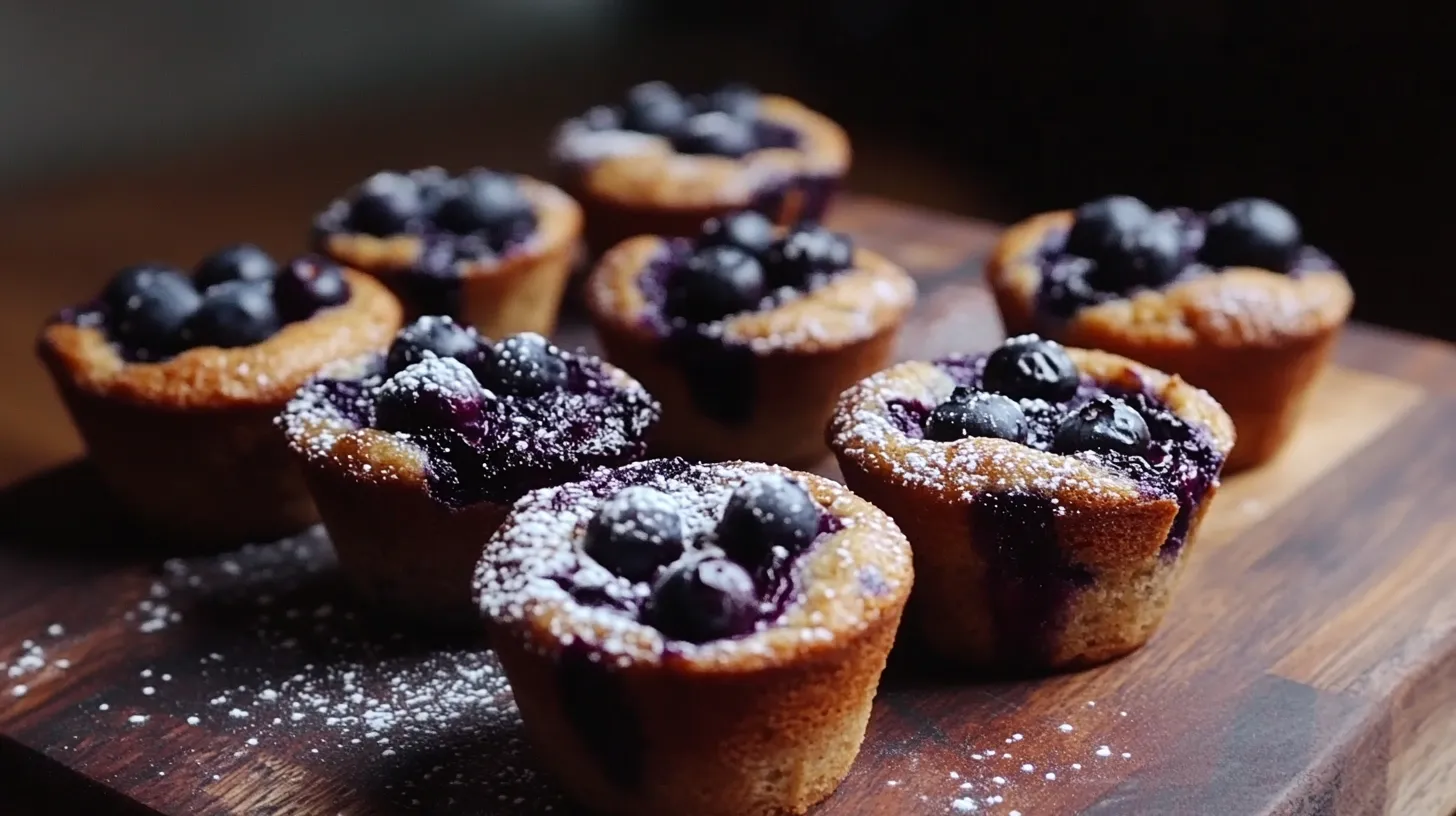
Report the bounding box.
[925,388,1028,443]
[273,255,349,322]
[478,333,568,397]
[386,315,485,376]
[707,83,761,119]
[646,557,759,644]
[374,356,492,440]
[1053,395,1151,458]
[581,105,624,131]
[672,112,757,158]
[193,244,278,291]
[347,171,425,237]
[700,211,776,255]
[981,336,1080,403]
[623,82,690,136]
[1093,211,1183,291]
[668,244,768,324]
[183,280,281,349]
[103,265,201,360]
[433,171,535,244]
[1198,197,1302,273]
[583,487,686,583]
[1064,195,1152,263]
[764,225,854,288]
[717,473,820,568]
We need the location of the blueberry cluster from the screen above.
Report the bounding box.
[923,336,1152,459]
[576,81,796,158]
[330,168,537,256]
[665,211,855,324]
[1040,195,1309,318]
[88,245,349,361]
[581,473,824,644]
[372,317,570,440]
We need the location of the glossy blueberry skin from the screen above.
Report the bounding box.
[193,244,278,291]
[623,81,690,136]
[347,171,426,237]
[1064,195,1152,263]
[699,211,777,256]
[433,171,534,240]
[374,356,492,440]
[763,225,854,289]
[1094,211,1183,291]
[583,486,686,583]
[980,336,1080,403]
[716,473,821,569]
[706,82,761,119]
[667,244,768,324]
[672,112,757,158]
[182,280,281,349]
[103,265,202,360]
[479,333,569,397]
[385,315,484,376]
[273,256,349,322]
[925,388,1029,443]
[1053,395,1151,458]
[1198,197,1303,273]
[645,557,759,644]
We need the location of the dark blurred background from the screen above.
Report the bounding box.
[0,0,1450,483]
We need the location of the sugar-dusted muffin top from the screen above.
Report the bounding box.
[281,316,660,509]
[831,335,1236,558]
[476,458,913,670]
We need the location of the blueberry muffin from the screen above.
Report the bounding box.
[37,247,403,545]
[552,82,850,254]
[587,211,915,466]
[476,458,912,816]
[313,167,582,338]
[280,317,660,624]
[828,335,1234,671]
[987,196,1353,470]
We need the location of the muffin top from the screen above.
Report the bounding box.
[476,458,913,671]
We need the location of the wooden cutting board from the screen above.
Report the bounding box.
[2,198,1454,816]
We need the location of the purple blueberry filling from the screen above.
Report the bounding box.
[312,167,538,320]
[298,317,659,509]
[573,81,803,159]
[59,247,350,363]
[1036,195,1339,320]
[887,336,1223,664]
[637,214,857,425]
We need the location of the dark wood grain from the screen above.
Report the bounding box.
[2,198,1455,816]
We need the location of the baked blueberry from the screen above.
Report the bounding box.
[716,473,820,568]
[480,332,568,397]
[1198,197,1302,273]
[583,486,686,583]
[699,210,776,256]
[672,112,757,158]
[385,315,483,375]
[1093,211,1183,291]
[925,388,1028,443]
[1053,395,1151,458]
[581,105,624,131]
[183,280,281,349]
[433,171,535,242]
[707,82,761,119]
[645,557,759,643]
[980,335,1080,403]
[193,244,278,291]
[764,225,854,288]
[348,171,426,237]
[668,244,768,324]
[1064,195,1152,263]
[273,255,349,321]
[104,265,202,359]
[623,81,690,136]
[374,356,492,440]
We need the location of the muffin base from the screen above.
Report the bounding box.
[490,609,901,816]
